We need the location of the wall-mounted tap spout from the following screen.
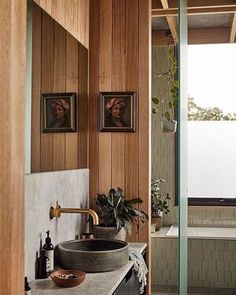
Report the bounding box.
[50,201,99,225]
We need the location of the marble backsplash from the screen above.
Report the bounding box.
[25,169,89,281]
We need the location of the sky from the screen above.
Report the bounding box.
[188,44,236,113]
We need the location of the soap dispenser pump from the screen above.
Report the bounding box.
[24,276,31,295]
[43,230,54,272]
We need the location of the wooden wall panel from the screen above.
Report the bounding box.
[78,45,89,168]
[40,10,54,171]
[111,0,126,189]
[31,4,88,172]
[33,0,89,49]
[0,1,26,294]
[98,0,112,193]
[124,0,139,243]
[89,0,150,244]
[88,0,100,203]
[65,33,79,169]
[31,3,42,172]
[52,23,66,171]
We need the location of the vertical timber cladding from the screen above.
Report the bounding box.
[33,0,89,49]
[31,3,88,172]
[0,0,26,294]
[89,0,150,243]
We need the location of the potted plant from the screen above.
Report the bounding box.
[151,179,170,231]
[93,187,148,241]
[152,32,178,133]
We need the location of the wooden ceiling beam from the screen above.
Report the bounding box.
[152,6,236,17]
[230,13,236,42]
[152,27,230,45]
[160,0,178,44]
[152,0,236,9]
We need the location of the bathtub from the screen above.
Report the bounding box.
[166,224,236,240]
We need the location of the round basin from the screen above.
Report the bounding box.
[58,239,129,272]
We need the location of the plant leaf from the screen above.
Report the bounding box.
[152,97,160,105]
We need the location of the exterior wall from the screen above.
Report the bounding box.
[152,46,176,221]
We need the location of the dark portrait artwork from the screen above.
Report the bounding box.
[99,92,136,132]
[41,93,76,133]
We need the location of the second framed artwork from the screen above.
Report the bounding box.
[99,92,136,132]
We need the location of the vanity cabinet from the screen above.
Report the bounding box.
[114,249,146,295]
[113,268,139,295]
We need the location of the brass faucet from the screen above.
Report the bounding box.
[50,201,99,225]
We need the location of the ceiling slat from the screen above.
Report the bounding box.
[153,0,236,9]
[230,13,236,42]
[152,28,230,46]
[152,6,236,17]
[160,0,178,44]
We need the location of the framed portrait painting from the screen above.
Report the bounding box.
[41,93,77,133]
[99,92,136,132]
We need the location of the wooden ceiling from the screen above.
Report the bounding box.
[152,0,236,45]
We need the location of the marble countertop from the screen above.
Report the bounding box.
[31,242,147,295]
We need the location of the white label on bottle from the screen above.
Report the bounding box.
[45,250,54,272]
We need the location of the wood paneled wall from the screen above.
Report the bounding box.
[0,1,26,294]
[89,0,151,243]
[33,0,89,49]
[31,3,88,172]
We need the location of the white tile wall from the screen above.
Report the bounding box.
[25,169,89,281]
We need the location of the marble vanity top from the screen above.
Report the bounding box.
[30,242,147,295]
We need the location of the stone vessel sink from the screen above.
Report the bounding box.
[58,239,129,272]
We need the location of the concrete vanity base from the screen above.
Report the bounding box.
[31,243,146,295]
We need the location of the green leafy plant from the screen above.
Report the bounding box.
[152,43,178,121]
[96,187,148,235]
[188,96,236,121]
[151,179,170,217]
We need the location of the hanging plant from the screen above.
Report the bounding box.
[152,31,179,133]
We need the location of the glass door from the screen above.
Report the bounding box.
[178,0,188,294]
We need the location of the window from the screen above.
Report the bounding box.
[188,44,236,206]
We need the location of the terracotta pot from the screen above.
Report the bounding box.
[92,226,127,241]
[161,119,177,133]
[151,216,163,231]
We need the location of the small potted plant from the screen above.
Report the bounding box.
[151,179,170,231]
[152,32,178,134]
[93,187,148,240]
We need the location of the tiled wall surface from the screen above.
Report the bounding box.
[151,238,178,287]
[164,207,236,228]
[152,238,236,288]
[25,169,89,281]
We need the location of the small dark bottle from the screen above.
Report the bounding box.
[24,276,31,295]
[43,230,54,272]
[37,250,50,279]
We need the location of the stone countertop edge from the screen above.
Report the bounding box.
[151,226,171,238]
[151,226,236,240]
[30,242,147,295]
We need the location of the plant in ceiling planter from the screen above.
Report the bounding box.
[152,32,179,134]
[151,179,170,231]
[93,187,148,241]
